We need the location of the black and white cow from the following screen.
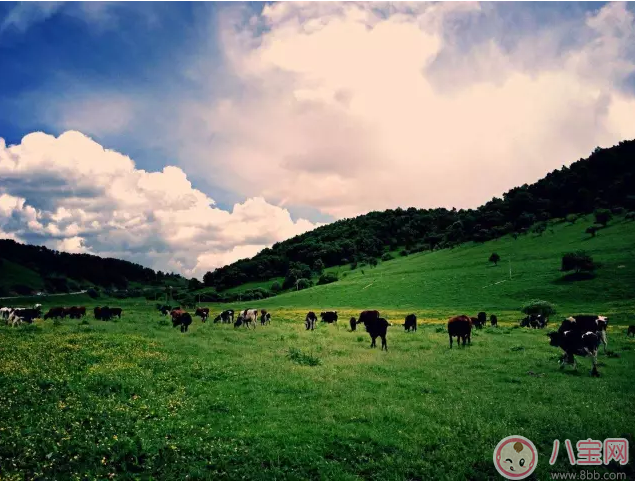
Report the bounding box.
[305,311,318,330]
[236,309,258,329]
[214,309,234,324]
[260,310,271,325]
[548,327,602,377]
[563,315,609,353]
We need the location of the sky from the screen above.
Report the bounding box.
[1,1,635,278]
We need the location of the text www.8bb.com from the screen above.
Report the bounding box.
[550,470,627,480]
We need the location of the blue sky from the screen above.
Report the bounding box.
[1,2,635,276]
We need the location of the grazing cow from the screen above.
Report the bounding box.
[99,307,113,321]
[171,310,193,332]
[260,310,271,325]
[45,307,66,320]
[448,315,472,348]
[0,307,11,319]
[520,314,547,329]
[65,306,85,319]
[548,327,601,377]
[214,309,234,324]
[563,315,609,353]
[305,311,318,330]
[158,305,172,316]
[404,314,417,332]
[9,308,41,324]
[320,311,338,323]
[237,309,258,329]
[357,313,389,351]
[490,314,498,327]
[470,316,483,329]
[628,325,635,337]
[349,317,357,331]
[110,308,122,319]
[195,307,210,322]
[478,312,487,327]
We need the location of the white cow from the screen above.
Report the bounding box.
[237,309,258,329]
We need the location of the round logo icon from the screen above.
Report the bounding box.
[493,435,538,480]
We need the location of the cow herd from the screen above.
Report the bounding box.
[1,300,626,377]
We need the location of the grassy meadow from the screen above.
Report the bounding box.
[1,215,635,480]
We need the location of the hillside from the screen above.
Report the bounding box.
[203,140,635,292]
[210,213,635,322]
[0,239,185,297]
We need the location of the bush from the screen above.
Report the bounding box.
[625,211,635,221]
[270,281,282,293]
[585,225,599,237]
[611,206,625,215]
[561,251,597,274]
[521,300,557,318]
[381,252,394,262]
[399,249,409,257]
[317,273,338,285]
[296,278,312,290]
[594,208,612,227]
[287,348,321,366]
[489,252,501,265]
[350,261,358,270]
[532,221,547,236]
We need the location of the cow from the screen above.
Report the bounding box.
[260,310,271,325]
[195,307,210,322]
[171,310,193,333]
[0,307,11,319]
[45,307,66,320]
[404,314,417,332]
[158,305,172,316]
[236,309,258,329]
[448,315,472,348]
[470,316,483,329]
[320,311,338,323]
[628,325,635,337]
[305,311,318,330]
[110,308,122,319]
[9,308,41,324]
[349,317,357,331]
[490,314,498,326]
[65,306,84,319]
[562,315,609,353]
[213,309,234,324]
[477,312,487,327]
[94,307,101,319]
[520,314,547,329]
[99,307,113,321]
[357,313,389,351]
[548,328,601,377]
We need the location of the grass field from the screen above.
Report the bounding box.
[1,215,635,480]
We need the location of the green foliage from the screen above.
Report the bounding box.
[381,252,394,262]
[188,278,203,291]
[295,278,312,290]
[626,211,635,221]
[488,252,501,265]
[317,273,338,285]
[561,251,597,274]
[586,225,599,237]
[350,261,358,270]
[270,281,282,293]
[532,221,547,236]
[399,249,409,257]
[594,208,613,227]
[87,288,100,298]
[520,300,557,318]
[312,258,324,274]
[287,347,321,366]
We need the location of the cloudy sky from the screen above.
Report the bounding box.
[1,1,635,277]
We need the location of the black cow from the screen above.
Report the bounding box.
[358,314,389,351]
[404,314,417,332]
[448,315,472,348]
[349,317,357,331]
[521,314,547,329]
[548,326,602,377]
[490,314,498,326]
[628,325,635,337]
[110,308,122,318]
[470,316,483,329]
[97,307,112,321]
[321,311,338,323]
[45,307,66,319]
[477,312,487,327]
[305,312,318,330]
[195,307,209,322]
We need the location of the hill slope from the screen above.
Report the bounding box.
[203,140,635,291]
[240,214,635,321]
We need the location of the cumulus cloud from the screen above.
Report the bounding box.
[174,1,635,218]
[0,131,318,276]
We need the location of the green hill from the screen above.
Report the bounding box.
[217,214,635,323]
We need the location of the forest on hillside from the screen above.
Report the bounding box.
[203,140,635,292]
[0,240,184,296]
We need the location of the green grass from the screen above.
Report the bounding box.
[1,216,635,480]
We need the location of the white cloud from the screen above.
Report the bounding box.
[173,2,635,219]
[0,131,318,276]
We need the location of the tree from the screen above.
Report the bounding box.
[270,281,282,293]
[188,278,203,291]
[521,300,557,319]
[565,214,578,224]
[317,273,338,285]
[594,208,612,227]
[381,252,394,261]
[489,253,501,266]
[561,251,597,274]
[296,278,312,290]
[312,258,325,274]
[532,221,547,236]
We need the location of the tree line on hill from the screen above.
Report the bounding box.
[203,140,635,292]
[0,239,185,296]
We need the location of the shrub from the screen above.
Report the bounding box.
[611,206,625,215]
[585,226,599,237]
[594,208,612,227]
[561,250,597,274]
[296,278,312,290]
[489,252,501,266]
[270,281,282,293]
[625,211,635,221]
[350,261,358,270]
[317,273,338,285]
[532,221,547,236]
[287,347,321,366]
[381,252,394,261]
[521,300,557,318]
[399,249,409,257]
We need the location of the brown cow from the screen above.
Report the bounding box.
[195,307,209,322]
[448,315,472,348]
